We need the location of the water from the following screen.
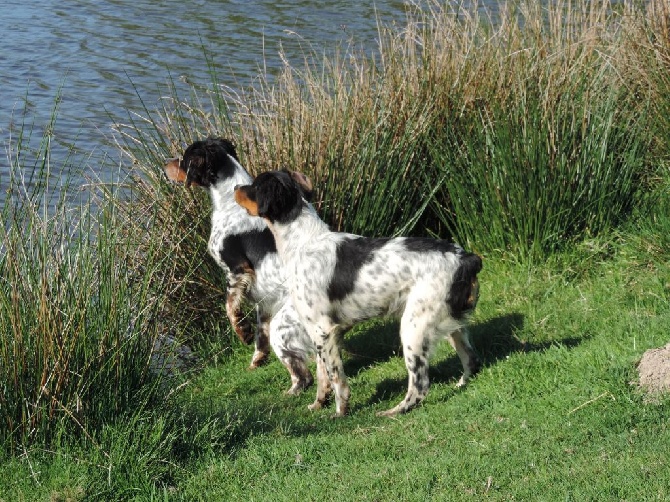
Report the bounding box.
[0,0,410,200]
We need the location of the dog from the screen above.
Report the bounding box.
[234,170,482,417]
[164,139,313,394]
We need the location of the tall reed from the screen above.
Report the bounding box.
[419,0,653,255]
[0,102,192,452]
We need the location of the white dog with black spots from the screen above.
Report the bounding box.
[235,170,483,417]
[165,139,314,394]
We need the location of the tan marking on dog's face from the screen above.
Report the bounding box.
[234,187,259,216]
[164,158,188,183]
[164,158,202,186]
[288,170,313,194]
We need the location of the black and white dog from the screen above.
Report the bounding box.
[235,170,482,417]
[164,139,313,394]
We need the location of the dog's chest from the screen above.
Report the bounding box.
[208,208,287,308]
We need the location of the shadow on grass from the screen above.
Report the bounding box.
[368,313,587,406]
[166,313,589,463]
[343,319,402,376]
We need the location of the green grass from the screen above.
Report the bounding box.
[1,218,668,500]
[0,98,200,454]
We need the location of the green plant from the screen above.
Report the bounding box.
[0,98,192,452]
[430,76,649,257]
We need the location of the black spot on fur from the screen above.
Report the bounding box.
[327,237,389,302]
[402,238,461,255]
[448,253,483,318]
[219,228,276,274]
[181,137,239,187]
[252,171,310,224]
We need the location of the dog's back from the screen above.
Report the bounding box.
[300,234,481,326]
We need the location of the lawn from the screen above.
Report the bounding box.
[2,223,667,501]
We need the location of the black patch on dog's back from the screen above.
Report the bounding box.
[448,253,483,318]
[402,238,461,255]
[182,137,239,187]
[327,237,389,302]
[220,228,276,274]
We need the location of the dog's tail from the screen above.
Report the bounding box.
[448,253,483,318]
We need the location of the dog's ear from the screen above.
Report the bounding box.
[288,171,314,202]
[212,137,239,162]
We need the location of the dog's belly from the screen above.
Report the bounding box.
[333,286,410,325]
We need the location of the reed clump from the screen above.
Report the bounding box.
[0,111,195,452]
[107,0,670,364]
[119,0,667,255]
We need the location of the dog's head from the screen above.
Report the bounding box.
[234,170,313,224]
[164,138,240,187]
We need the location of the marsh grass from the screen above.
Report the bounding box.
[0,101,198,452]
[430,77,649,256]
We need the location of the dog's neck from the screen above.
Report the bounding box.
[269,203,329,264]
[209,155,253,211]
[209,157,265,233]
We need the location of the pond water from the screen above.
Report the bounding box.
[0,0,411,201]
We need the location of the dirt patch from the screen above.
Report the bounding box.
[636,342,670,402]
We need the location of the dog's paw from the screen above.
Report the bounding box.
[248,350,270,370]
[308,400,324,411]
[455,375,469,388]
[376,409,397,418]
[285,378,313,396]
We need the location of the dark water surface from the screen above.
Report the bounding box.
[0,0,409,198]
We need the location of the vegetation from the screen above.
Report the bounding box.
[1,0,669,499]
[1,223,668,499]
[0,97,197,452]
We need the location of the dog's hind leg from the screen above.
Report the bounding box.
[378,297,437,417]
[447,327,481,387]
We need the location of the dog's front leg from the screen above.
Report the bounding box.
[249,309,271,369]
[309,324,350,417]
[225,270,256,345]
